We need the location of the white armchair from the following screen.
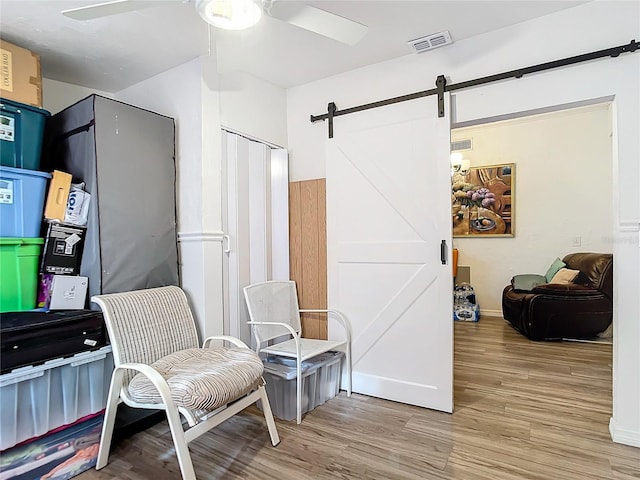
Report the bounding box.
[92,286,279,480]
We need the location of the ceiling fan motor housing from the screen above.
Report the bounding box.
[195,0,263,30]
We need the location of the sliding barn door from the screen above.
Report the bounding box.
[327,96,453,412]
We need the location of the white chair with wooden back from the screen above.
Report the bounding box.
[92,285,279,480]
[243,280,351,424]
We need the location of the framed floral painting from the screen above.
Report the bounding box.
[452,163,514,237]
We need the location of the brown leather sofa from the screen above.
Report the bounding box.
[502,253,613,340]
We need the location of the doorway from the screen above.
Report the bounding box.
[450,102,614,320]
[300,100,614,416]
[450,102,614,415]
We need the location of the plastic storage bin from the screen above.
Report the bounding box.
[0,345,113,451]
[260,351,344,421]
[0,237,43,312]
[0,166,51,237]
[0,413,104,479]
[0,98,50,170]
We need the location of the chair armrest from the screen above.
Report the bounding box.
[247,321,299,337]
[118,362,164,380]
[531,283,602,297]
[248,321,302,356]
[116,362,176,410]
[299,309,351,342]
[202,336,249,349]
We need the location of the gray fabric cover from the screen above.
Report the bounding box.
[44,95,178,304]
[128,347,264,411]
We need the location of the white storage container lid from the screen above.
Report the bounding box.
[263,351,343,380]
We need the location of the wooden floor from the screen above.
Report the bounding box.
[78,317,639,479]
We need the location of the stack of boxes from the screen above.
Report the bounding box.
[0,40,108,480]
[38,170,89,310]
[0,40,89,314]
[0,40,51,313]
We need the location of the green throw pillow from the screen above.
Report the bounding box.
[512,274,548,292]
[544,257,566,283]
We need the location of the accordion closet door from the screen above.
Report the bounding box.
[222,131,289,347]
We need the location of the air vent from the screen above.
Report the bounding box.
[408,30,453,53]
[451,139,472,151]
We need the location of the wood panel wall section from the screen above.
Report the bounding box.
[289,178,327,340]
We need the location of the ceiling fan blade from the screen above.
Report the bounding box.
[62,0,153,20]
[266,2,367,46]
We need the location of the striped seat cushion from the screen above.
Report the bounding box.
[128,347,264,411]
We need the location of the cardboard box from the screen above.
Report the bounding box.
[40,221,86,275]
[37,274,89,310]
[0,39,42,108]
[44,170,72,221]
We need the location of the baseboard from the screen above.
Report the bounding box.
[480,309,503,318]
[609,417,640,447]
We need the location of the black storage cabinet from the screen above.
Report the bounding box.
[43,95,179,305]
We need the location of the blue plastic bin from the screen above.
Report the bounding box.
[0,166,51,237]
[0,98,51,170]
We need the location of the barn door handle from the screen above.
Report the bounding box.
[441,240,448,265]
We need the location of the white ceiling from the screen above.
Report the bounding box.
[0,0,588,92]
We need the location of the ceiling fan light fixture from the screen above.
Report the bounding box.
[196,0,262,30]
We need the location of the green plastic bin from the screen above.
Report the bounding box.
[0,98,51,170]
[0,237,43,312]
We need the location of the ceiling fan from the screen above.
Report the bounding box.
[61,0,368,46]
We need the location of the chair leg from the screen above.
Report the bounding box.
[165,403,197,480]
[345,343,352,397]
[96,368,125,470]
[257,384,280,446]
[296,357,302,424]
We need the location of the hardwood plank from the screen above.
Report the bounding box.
[610,454,640,480]
[290,180,317,338]
[76,317,639,480]
[289,178,328,340]
[300,180,319,302]
[288,181,302,295]
[317,178,328,339]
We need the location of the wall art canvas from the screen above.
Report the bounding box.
[452,163,514,237]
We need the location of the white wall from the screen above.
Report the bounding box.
[115,55,287,339]
[452,104,613,314]
[219,72,287,147]
[42,54,288,341]
[42,78,113,114]
[286,0,640,447]
[115,57,222,340]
